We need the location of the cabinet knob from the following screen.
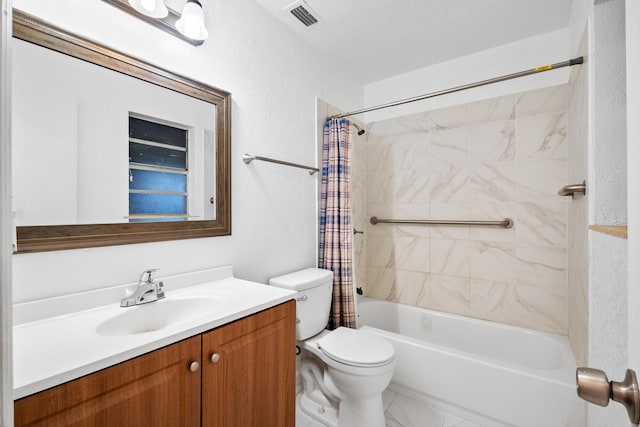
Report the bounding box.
[189,361,200,372]
[210,353,221,363]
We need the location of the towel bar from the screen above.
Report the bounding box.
[243,154,319,175]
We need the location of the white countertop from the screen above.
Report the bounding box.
[13,266,296,399]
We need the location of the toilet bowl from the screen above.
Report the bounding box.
[303,327,395,427]
[269,268,395,427]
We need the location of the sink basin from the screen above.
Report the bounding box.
[96,298,217,336]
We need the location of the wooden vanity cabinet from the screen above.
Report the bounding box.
[14,335,201,426]
[14,301,296,427]
[202,299,296,427]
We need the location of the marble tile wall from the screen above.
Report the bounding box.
[361,84,570,334]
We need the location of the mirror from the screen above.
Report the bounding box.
[12,10,231,253]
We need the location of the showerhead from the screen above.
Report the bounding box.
[352,123,365,136]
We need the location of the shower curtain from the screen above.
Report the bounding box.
[319,118,355,329]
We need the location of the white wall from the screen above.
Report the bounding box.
[589,0,627,226]
[363,29,571,123]
[569,0,594,55]
[587,230,629,426]
[11,0,363,302]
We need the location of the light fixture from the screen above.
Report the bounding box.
[103,0,208,46]
[128,0,169,18]
[175,0,209,41]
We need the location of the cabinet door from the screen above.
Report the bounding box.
[15,336,201,427]
[202,300,296,427]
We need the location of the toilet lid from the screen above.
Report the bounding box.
[317,327,395,367]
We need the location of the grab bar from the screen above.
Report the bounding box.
[243,154,319,175]
[558,181,586,198]
[370,216,514,229]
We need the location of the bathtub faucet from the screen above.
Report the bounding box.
[120,269,165,307]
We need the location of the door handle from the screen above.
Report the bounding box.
[576,367,640,424]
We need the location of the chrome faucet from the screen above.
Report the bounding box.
[120,269,166,307]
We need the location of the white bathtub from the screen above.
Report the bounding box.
[357,297,584,427]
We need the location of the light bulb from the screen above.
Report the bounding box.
[175,0,208,41]
[183,18,201,40]
[128,0,168,18]
[140,0,156,12]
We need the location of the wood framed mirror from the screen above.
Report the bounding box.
[12,10,231,253]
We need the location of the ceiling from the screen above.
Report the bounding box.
[255,0,575,83]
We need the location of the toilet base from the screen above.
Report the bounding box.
[299,357,339,426]
[298,353,391,427]
[298,391,338,427]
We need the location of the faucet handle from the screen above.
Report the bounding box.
[139,268,159,284]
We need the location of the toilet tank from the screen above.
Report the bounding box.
[269,268,333,340]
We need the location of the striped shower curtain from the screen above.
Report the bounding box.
[319,118,355,329]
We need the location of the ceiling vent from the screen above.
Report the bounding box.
[286,1,322,28]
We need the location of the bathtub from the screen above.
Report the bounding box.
[357,297,584,427]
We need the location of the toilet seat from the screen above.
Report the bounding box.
[317,327,395,368]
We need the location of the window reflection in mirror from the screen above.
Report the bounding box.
[128,116,189,222]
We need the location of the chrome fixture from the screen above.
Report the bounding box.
[576,367,640,424]
[352,123,365,136]
[370,216,514,229]
[243,153,319,175]
[558,181,586,198]
[120,268,166,307]
[103,0,209,46]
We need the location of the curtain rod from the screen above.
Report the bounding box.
[329,57,584,120]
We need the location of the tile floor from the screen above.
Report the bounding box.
[296,389,485,427]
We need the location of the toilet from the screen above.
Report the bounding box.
[270,268,395,427]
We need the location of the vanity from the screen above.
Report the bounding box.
[13,266,297,426]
